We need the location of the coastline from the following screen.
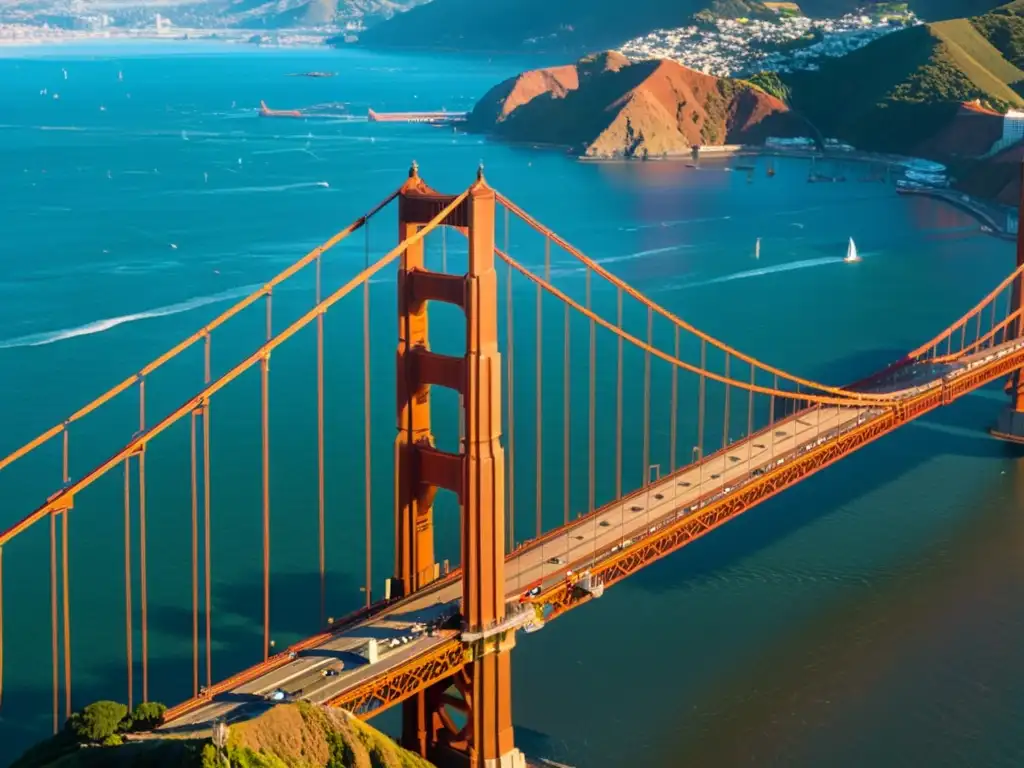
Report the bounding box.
[896,187,1017,239]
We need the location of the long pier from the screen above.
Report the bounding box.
[897,186,1016,240]
[367,108,466,124]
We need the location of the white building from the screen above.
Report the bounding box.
[1003,109,1024,143]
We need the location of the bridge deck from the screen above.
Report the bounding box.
[163,338,1022,730]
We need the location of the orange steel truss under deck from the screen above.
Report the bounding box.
[2,163,1024,768]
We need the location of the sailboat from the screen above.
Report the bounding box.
[845,237,859,263]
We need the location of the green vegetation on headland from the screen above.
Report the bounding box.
[13,700,435,768]
[354,0,1011,53]
[770,3,1024,154]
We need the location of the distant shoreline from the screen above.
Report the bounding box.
[0,29,330,49]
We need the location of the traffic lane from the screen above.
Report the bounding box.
[505,405,874,594]
[305,631,459,706]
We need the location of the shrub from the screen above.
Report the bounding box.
[131,701,168,731]
[101,733,123,746]
[68,701,128,743]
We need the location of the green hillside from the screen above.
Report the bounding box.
[971,3,1024,66]
[13,702,434,768]
[355,0,1009,53]
[931,17,1024,97]
[780,17,1024,153]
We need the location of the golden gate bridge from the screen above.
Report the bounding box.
[2,162,1024,768]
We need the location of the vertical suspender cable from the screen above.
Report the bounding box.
[722,355,731,451]
[535,239,547,538]
[698,341,706,464]
[138,380,148,703]
[261,293,272,660]
[62,507,71,719]
[316,255,325,627]
[770,374,777,458]
[615,288,623,499]
[747,365,755,440]
[363,226,372,607]
[61,430,71,719]
[456,226,465,447]
[563,303,571,525]
[505,209,515,550]
[203,334,212,688]
[50,510,58,733]
[642,307,652,487]
[587,269,596,514]
[261,352,271,660]
[123,458,133,711]
[670,327,679,474]
[190,412,199,697]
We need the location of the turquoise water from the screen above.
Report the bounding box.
[1,42,1024,766]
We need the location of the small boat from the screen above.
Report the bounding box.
[755,237,761,259]
[845,237,859,263]
[259,100,303,118]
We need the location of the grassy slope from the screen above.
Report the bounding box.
[930,17,1024,98]
[971,6,1024,68]
[12,704,434,768]
[782,18,1023,153]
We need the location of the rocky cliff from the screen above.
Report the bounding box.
[465,52,803,158]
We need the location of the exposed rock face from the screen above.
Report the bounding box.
[466,52,803,157]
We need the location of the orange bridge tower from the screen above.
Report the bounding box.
[394,162,525,768]
[992,161,1024,443]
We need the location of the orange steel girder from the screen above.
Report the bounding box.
[393,166,518,768]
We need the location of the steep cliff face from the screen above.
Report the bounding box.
[466,52,802,157]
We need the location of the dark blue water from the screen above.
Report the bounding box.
[1,41,1022,767]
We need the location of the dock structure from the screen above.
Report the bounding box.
[367,108,466,124]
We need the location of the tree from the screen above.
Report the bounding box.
[131,701,168,731]
[68,701,128,742]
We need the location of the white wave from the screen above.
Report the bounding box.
[669,256,850,291]
[197,181,331,195]
[548,244,690,277]
[0,284,261,351]
[39,125,87,132]
[619,216,732,232]
[107,260,182,276]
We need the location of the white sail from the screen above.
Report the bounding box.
[845,237,859,262]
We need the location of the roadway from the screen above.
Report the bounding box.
[163,337,1024,730]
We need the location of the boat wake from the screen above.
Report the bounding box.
[619,215,732,232]
[196,181,330,194]
[549,244,692,277]
[0,284,260,350]
[661,254,861,292]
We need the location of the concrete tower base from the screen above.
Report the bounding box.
[433,746,528,768]
[990,407,1024,444]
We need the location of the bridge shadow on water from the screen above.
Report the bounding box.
[625,347,1024,597]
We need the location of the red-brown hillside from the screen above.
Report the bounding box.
[466,52,804,157]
